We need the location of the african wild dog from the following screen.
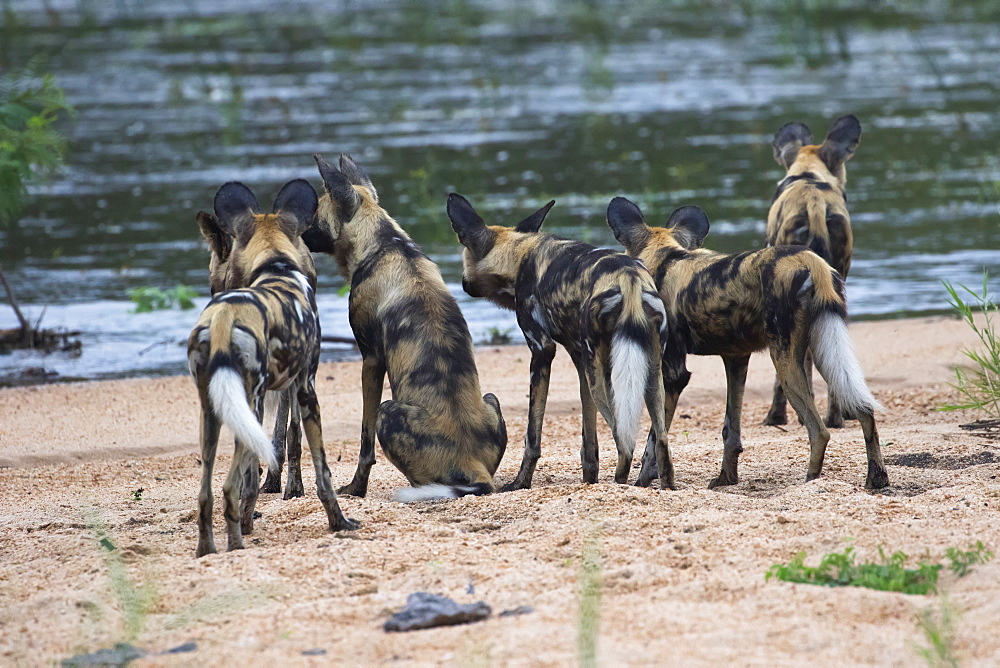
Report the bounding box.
[448,194,674,490]
[188,179,357,557]
[195,211,312,500]
[765,114,861,428]
[606,196,888,490]
[309,154,507,501]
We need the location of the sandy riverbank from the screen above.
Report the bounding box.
[1,314,998,666]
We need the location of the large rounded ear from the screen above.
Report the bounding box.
[772,122,814,169]
[273,179,318,236]
[606,197,650,253]
[314,153,361,222]
[339,154,377,202]
[213,182,259,235]
[818,114,861,173]
[301,217,335,254]
[196,211,232,262]
[666,205,710,250]
[447,193,495,258]
[514,200,556,234]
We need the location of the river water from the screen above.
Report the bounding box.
[1,0,998,382]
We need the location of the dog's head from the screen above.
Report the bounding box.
[772,114,861,187]
[211,179,318,287]
[446,193,555,311]
[607,197,711,261]
[311,153,382,274]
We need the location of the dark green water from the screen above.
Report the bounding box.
[1,0,998,381]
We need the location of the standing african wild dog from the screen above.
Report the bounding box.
[309,154,507,501]
[448,194,674,490]
[188,179,357,557]
[195,211,311,500]
[765,114,861,428]
[606,196,888,490]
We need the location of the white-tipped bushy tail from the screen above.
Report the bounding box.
[810,311,883,416]
[610,332,647,452]
[208,368,278,470]
[393,482,490,502]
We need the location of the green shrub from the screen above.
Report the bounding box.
[128,285,198,313]
[940,272,1000,417]
[766,543,992,595]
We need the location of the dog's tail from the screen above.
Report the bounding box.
[593,279,661,453]
[392,481,492,503]
[204,309,278,471]
[800,253,882,418]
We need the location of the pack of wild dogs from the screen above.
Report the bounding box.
[187,114,889,557]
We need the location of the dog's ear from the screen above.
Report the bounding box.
[772,122,814,169]
[338,154,377,202]
[514,200,556,234]
[273,179,318,236]
[447,193,495,257]
[314,153,361,222]
[301,217,335,254]
[666,205,710,250]
[817,114,861,174]
[213,182,259,235]
[196,211,232,263]
[606,197,650,253]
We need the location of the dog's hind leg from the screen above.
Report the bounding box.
[636,353,689,488]
[501,342,556,492]
[261,391,290,493]
[763,376,788,426]
[643,347,675,490]
[858,410,889,489]
[240,389,265,535]
[709,354,750,489]
[298,380,359,532]
[222,440,253,552]
[376,399,439,486]
[339,357,386,497]
[574,359,600,484]
[283,397,305,499]
[196,394,221,557]
[772,347,830,482]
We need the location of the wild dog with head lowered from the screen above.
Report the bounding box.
[309,154,507,502]
[765,114,861,428]
[606,196,888,490]
[448,193,673,490]
[188,179,357,557]
[195,210,312,499]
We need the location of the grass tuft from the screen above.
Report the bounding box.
[940,271,1000,417]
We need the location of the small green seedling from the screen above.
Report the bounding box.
[130,488,143,501]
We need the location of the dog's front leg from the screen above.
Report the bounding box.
[501,342,556,492]
[338,356,386,497]
[709,354,750,489]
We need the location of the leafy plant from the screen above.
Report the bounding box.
[945,541,993,577]
[766,543,992,595]
[129,488,143,501]
[0,58,74,227]
[128,285,197,313]
[940,272,1000,417]
[482,326,513,346]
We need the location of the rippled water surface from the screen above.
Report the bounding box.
[1,0,998,381]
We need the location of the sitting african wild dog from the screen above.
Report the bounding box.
[764,114,861,429]
[195,211,311,500]
[308,154,507,502]
[448,194,674,490]
[606,196,888,490]
[188,179,357,557]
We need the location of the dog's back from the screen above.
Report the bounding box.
[767,115,861,277]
